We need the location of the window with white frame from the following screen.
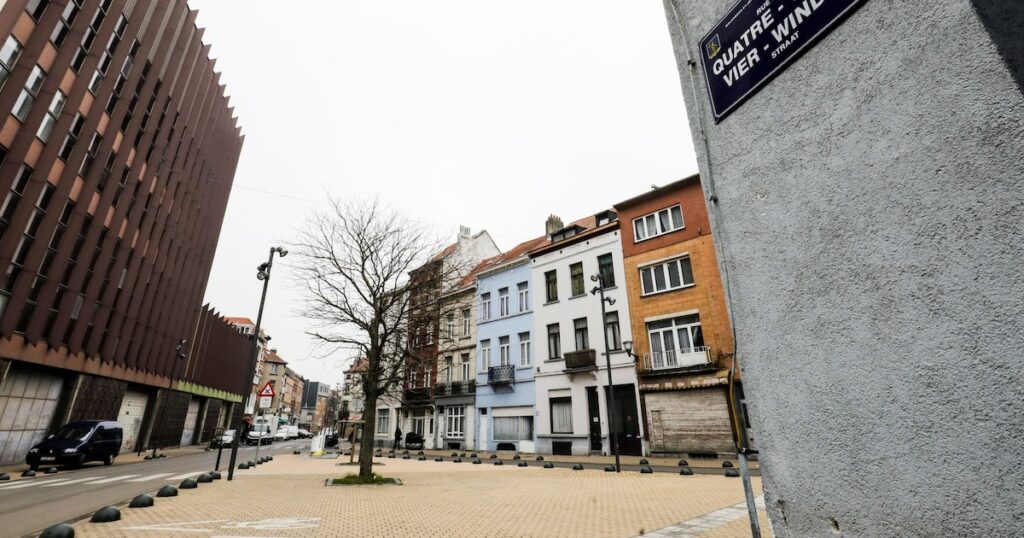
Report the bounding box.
[444,356,453,382]
[499,336,510,366]
[446,312,454,339]
[410,368,418,387]
[640,256,695,295]
[550,398,573,433]
[461,308,470,335]
[517,281,529,312]
[499,287,509,316]
[574,318,589,351]
[376,408,390,434]
[480,339,491,369]
[460,353,470,380]
[547,323,561,359]
[424,369,431,388]
[647,314,706,368]
[633,204,684,242]
[493,416,533,441]
[36,90,66,143]
[445,405,465,437]
[518,332,530,366]
[481,292,491,321]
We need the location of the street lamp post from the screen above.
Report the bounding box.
[590,273,621,473]
[227,246,287,481]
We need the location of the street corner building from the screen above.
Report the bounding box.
[0,0,247,465]
[661,0,1023,535]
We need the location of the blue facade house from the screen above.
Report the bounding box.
[474,237,546,453]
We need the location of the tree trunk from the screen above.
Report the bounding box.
[359,385,378,477]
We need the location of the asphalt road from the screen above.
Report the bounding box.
[0,440,307,538]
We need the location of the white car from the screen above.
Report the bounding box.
[274,428,290,441]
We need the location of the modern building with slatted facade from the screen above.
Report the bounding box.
[0,0,246,465]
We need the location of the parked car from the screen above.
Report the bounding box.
[210,429,236,448]
[27,420,122,469]
[274,428,290,441]
[245,424,272,445]
[325,432,339,448]
[296,428,312,439]
[282,425,299,439]
[405,432,424,450]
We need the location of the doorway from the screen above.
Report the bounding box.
[586,387,602,451]
[604,384,642,456]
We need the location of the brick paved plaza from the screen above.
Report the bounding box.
[69,454,768,538]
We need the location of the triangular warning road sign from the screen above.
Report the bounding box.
[259,382,275,397]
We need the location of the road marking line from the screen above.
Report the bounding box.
[126,473,175,482]
[0,481,45,490]
[166,471,205,480]
[41,477,97,487]
[82,474,141,484]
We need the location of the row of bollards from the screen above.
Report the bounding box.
[39,469,226,537]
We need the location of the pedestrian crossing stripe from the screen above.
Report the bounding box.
[41,477,96,487]
[126,473,175,482]
[166,471,206,481]
[83,474,140,484]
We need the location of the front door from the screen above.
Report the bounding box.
[586,387,602,451]
[605,384,642,456]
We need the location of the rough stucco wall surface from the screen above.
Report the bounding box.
[661,0,1024,536]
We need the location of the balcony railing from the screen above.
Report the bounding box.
[564,349,597,371]
[640,347,712,371]
[435,380,476,395]
[488,365,516,385]
[403,387,432,403]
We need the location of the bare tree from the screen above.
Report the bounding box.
[293,197,459,477]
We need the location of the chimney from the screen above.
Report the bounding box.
[458,225,471,241]
[545,215,564,237]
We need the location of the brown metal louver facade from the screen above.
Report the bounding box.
[0,0,244,390]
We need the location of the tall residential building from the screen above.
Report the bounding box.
[473,235,546,453]
[530,212,643,456]
[614,176,745,457]
[0,0,244,464]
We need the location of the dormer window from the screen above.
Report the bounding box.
[595,210,618,227]
[551,225,584,243]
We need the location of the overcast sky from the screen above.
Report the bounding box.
[189,1,698,386]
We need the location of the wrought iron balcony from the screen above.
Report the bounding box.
[403,387,432,404]
[563,349,597,371]
[434,380,476,395]
[488,365,516,385]
[639,347,712,372]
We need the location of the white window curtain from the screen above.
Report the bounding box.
[493,416,533,441]
[376,409,389,434]
[551,400,573,433]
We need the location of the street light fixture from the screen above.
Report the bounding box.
[590,273,621,473]
[227,246,287,481]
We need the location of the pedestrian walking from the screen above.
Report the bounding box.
[394,426,402,450]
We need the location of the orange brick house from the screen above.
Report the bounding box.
[614,175,747,457]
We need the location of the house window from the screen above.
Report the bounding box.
[445,405,465,438]
[79,133,102,177]
[573,318,589,351]
[460,354,470,380]
[376,408,390,434]
[570,262,584,296]
[493,416,533,441]
[444,356,453,383]
[461,308,470,335]
[446,312,454,339]
[499,287,509,316]
[424,369,431,388]
[605,312,621,351]
[597,253,615,287]
[480,292,491,321]
[640,256,695,295]
[269,364,279,374]
[410,369,418,387]
[544,270,557,302]
[59,113,85,161]
[0,36,24,91]
[547,323,561,359]
[518,332,530,367]
[36,90,67,143]
[647,314,706,368]
[480,339,491,369]
[12,65,46,122]
[0,165,32,238]
[499,336,510,366]
[550,398,573,434]
[517,282,529,312]
[49,0,82,48]
[634,204,684,242]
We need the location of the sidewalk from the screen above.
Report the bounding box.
[68,452,769,538]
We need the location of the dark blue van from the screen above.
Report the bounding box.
[26,420,123,469]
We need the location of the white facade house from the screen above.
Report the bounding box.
[530,212,645,456]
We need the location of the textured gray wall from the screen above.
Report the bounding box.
[660,0,1024,536]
